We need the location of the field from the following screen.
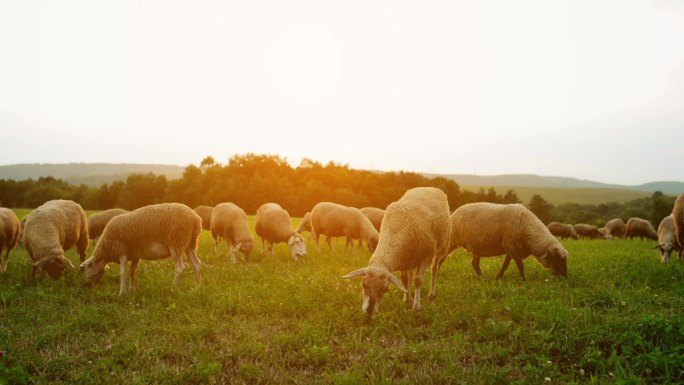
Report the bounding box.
[1,211,683,384]
[462,186,652,205]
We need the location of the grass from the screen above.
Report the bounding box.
[462,185,652,205]
[1,211,683,384]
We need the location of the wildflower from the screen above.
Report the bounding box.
[545,377,551,383]
[579,369,585,376]
[546,360,553,366]
[621,301,626,306]
[609,372,614,377]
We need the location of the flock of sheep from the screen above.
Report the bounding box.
[1,189,682,315]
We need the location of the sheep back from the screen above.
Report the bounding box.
[0,208,20,272]
[255,203,295,244]
[547,222,578,239]
[88,208,128,239]
[603,218,626,239]
[193,205,214,231]
[311,202,379,248]
[625,217,658,241]
[573,224,603,239]
[674,193,684,248]
[360,207,385,232]
[211,203,254,246]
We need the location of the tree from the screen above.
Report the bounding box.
[528,194,553,224]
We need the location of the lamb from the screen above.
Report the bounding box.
[674,193,684,249]
[0,208,20,274]
[573,224,603,239]
[343,187,451,314]
[211,202,255,263]
[310,202,379,253]
[360,207,385,232]
[88,208,127,240]
[655,214,682,263]
[21,199,88,278]
[546,222,578,240]
[602,218,626,239]
[254,203,306,260]
[80,203,202,295]
[440,202,568,280]
[193,205,214,231]
[624,217,658,241]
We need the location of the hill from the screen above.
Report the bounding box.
[0,163,185,186]
[463,185,653,205]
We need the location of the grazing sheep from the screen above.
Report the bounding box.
[22,199,88,278]
[88,208,128,240]
[0,208,20,274]
[295,212,312,234]
[360,207,385,232]
[310,202,379,253]
[211,203,255,263]
[674,193,684,249]
[655,214,682,263]
[193,205,214,231]
[547,222,578,240]
[441,202,568,280]
[624,217,658,241]
[343,187,451,314]
[255,203,306,260]
[603,218,626,239]
[80,203,202,295]
[573,224,603,239]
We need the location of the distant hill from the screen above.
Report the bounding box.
[0,163,185,187]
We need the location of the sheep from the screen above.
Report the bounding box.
[193,205,213,231]
[343,187,451,314]
[655,214,682,263]
[602,218,626,239]
[295,212,312,235]
[0,208,20,274]
[88,208,127,240]
[21,199,88,279]
[624,217,658,241]
[573,224,603,239]
[80,203,202,295]
[674,193,684,250]
[546,222,578,240]
[440,202,568,280]
[254,203,306,260]
[360,207,384,232]
[310,202,379,253]
[211,202,255,263]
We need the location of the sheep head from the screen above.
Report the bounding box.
[538,245,568,277]
[655,242,676,263]
[287,234,306,259]
[343,266,407,315]
[232,240,255,261]
[80,257,107,286]
[33,254,75,279]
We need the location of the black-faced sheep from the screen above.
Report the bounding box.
[211,202,255,263]
[193,205,214,231]
[674,193,684,249]
[88,208,128,240]
[441,202,568,280]
[603,218,626,239]
[624,217,658,241]
[573,224,603,240]
[310,202,379,253]
[22,199,88,278]
[343,187,451,314]
[546,222,578,240]
[0,208,20,274]
[80,203,202,295]
[655,214,682,263]
[255,203,306,260]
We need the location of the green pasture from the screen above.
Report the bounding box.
[1,211,683,384]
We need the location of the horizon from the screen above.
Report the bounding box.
[1,1,683,185]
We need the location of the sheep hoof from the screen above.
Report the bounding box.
[412,304,421,311]
[428,294,436,302]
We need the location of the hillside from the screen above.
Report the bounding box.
[0,163,185,186]
[464,185,652,205]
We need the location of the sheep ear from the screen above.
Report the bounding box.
[342,268,367,279]
[652,244,662,250]
[387,273,408,293]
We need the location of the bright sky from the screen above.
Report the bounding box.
[1,0,683,185]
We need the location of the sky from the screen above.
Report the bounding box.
[1,0,683,185]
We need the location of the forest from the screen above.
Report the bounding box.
[0,153,676,228]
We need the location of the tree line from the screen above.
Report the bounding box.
[0,153,676,228]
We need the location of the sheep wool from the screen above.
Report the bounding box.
[295,212,312,234]
[343,187,450,315]
[0,208,20,274]
[255,203,306,260]
[674,193,684,249]
[193,205,214,231]
[603,218,626,239]
[360,207,385,232]
[211,202,255,263]
[88,208,128,240]
[310,202,379,252]
[81,203,202,295]
[656,214,681,263]
[624,217,658,241]
[22,199,88,279]
[573,224,603,239]
[443,202,568,280]
[546,222,578,240]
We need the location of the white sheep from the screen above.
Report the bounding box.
[22,199,88,278]
[88,208,128,240]
[573,223,603,239]
[80,203,202,295]
[624,217,658,241]
[440,202,568,280]
[546,222,578,240]
[674,193,684,249]
[310,202,379,253]
[343,187,451,314]
[211,202,255,263]
[360,207,384,232]
[255,203,306,260]
[295,212,312,235]
[193,205,214,231]
[0,208,20,274]
[655,214,682,263]
[603,218,626,239]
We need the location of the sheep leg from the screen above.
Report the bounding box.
[412,265,429,311]
[325,235,334,252]
[77,234,88,263]
[269,242,274,258]
[401,270,413,306]
[118,255,128,295]
[495,255,513,280]
[512,257,526,281]
[129,258,139,291]
[186,248,202,286]
[172,249,184,285]
[429,255,443,301]
[0,243,6,273]
[213,235,220,256]
[471,256,483,276]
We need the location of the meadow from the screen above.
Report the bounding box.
[1,211,683,384]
